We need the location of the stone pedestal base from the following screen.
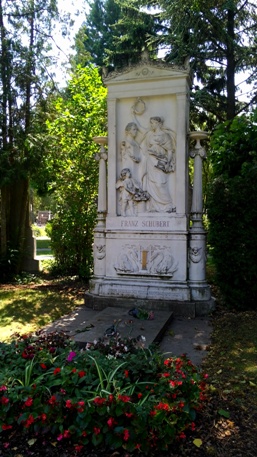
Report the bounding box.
[87,275,215,317]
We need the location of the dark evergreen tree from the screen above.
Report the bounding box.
[73,0,159,70]
[0,0,59,277]
[141,0,257,122]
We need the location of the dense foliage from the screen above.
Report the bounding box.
[0,331,207,454]
[45,65,107,278]
[207,111,257,309]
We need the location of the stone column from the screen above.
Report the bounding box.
[188,131,211,301]
[93,136,108,277]
[93,136,108,227]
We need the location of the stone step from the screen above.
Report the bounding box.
[73,307,173,349]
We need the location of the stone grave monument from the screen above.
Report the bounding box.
[86,56,214,316]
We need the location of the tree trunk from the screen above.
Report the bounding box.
[226,7,236,120]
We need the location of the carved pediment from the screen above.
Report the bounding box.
[103,59,190,84]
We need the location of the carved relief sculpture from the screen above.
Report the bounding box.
[121,122,141,182]
[119,116,176,214]
[116,168,149,216]
[141,117,176,213]
[95,244,106,260]
[114,244,178,276]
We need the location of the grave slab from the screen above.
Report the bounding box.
[73,307,173,348]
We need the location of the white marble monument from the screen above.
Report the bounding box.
[88,57,213,316]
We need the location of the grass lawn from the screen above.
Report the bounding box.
[0,279,84,341]
[36,238,53,256]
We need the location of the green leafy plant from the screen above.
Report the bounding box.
[0,332,207,454]
[207,111,257,309]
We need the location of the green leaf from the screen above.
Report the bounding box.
[218,409,230,418]
[28,438,37,446]
[193,438,202,447]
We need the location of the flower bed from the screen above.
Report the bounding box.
[0,331,207,454]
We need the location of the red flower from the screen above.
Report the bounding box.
[2,424,13,430]
[137,393,143,399]
[93,397,106,406]
[124,369,129,378]
[72,368,77,373]
[108,394,114,403]
[93,427,101,435]
[125,412,133,418]
[53,367,61,375]
[0,385,7,392]
[65,399,73,408]
[74,445,83,452]
[150,410,156,417]
[48,395,57,405]
[155,402,170,411]
[123,429,130,441]
[63,430,71,439]
[24,414,34,428]
[0,396,9,405]
[178,401,185,409]
[78,370,86,378]
[77,401,85,412]
[191,422,196,431]
[179,432,186,439]
[41,413,47,422]
[24,397,33,407]
[107,417,117,428]
[118,394,131,403]
[81,431,87,437]
[162,372,170,378]
[40,363,47,369]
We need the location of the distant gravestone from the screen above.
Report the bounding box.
[87,56,214,316]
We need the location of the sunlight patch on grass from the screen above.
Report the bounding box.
[0,288,82,342]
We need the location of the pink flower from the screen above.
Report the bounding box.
[67,351,76,362]
[0,385,7,392]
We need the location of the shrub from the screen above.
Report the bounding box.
[207,112,257,309]
[0,332,207,454]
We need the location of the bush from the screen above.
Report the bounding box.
[0,332,207,454]
[207,113,257,309]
